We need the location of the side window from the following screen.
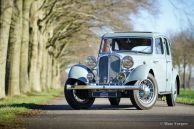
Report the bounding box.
[164,38,170,55]
[155,38,164,54]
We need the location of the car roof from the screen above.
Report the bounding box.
[103,31,163,38]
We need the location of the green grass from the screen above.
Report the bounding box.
[177,89,194,105]
[0,88,63,124]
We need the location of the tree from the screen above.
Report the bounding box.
[171,29,194,89]
[0,0,13,98]
[29,0,42,92]
[6,0,23,96]
[20,0,32,94]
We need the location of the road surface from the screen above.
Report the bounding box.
[23,95,194,129]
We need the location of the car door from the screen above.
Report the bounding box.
[163,37,172,92]
[152,37,166,92]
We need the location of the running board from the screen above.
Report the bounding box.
[159,91,172,95]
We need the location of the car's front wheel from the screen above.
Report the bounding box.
[65,80,95,109]
[130,73,158,110]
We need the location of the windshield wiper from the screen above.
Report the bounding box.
[129,50,150,54]
[134,51,150,54]
[132,46,151,54]
[141,46,150,52]
[113,50,150,54]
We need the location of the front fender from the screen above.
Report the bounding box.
[124,64,151,84]
[68,64,94,84]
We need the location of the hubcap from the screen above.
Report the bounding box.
[141,84,151,98]
[138,79,155,104]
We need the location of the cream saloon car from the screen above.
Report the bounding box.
[65,32,180,110]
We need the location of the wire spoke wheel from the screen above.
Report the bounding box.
[130,73,158,110]
[138,79,155,104]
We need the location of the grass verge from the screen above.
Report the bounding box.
[0,88,63,125]
[177,89,194,105]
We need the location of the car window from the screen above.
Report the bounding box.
[100,37,152,54]
[164,38,170,55]
[155,38,164,54]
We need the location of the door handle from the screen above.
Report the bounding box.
[166,60,171,63]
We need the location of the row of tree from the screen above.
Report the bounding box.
[0,0,158,99]
[171,28,194,89]
[0,0,62,99]
[168,0,194,89]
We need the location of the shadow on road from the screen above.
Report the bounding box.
[92,104,135,110]
[0,103,135,110]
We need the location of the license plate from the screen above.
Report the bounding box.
[91,91,120,98]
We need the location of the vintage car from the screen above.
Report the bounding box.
[64,32,180,110]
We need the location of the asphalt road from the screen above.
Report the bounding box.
[23,95,194,129]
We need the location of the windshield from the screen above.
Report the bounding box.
[100,37,152,54]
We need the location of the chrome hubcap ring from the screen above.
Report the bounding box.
[138,79,155,104]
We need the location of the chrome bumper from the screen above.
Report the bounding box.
[66,84,142,90]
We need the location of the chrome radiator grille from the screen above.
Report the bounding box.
[98,55,121,83]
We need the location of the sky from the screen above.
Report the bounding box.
[90,0,194,37]
[129,0,194,36]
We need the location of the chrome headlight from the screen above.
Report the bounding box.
[85,56,97,69]
[122,56,134,69]
[87,73,94,81]
[117,72,126,81]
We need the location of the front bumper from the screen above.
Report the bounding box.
[66,84,142,90]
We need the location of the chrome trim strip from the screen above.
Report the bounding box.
[66,84,141,90]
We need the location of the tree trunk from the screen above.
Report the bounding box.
[29,1,41,92]
[20,0,32,94]
[178,63,181,76]
[0,0,13,98]
[7,0,23,96]
[51,59,56,89]
[182,58,186,89]
[188,64,192,89]
[52,59,61,89]
[56,60,61,88]
[40,33,47,91]
[38,30,44,91]
[47,55,52,89]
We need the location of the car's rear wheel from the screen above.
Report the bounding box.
[130,73,158,110]
[166,80,177,106]
[65,80,95,109]
[109,98,120,106]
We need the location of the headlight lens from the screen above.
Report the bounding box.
[85,56,97,69]
[117,72,126,81]
[122,56,134,69]
[87,73,94,81]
